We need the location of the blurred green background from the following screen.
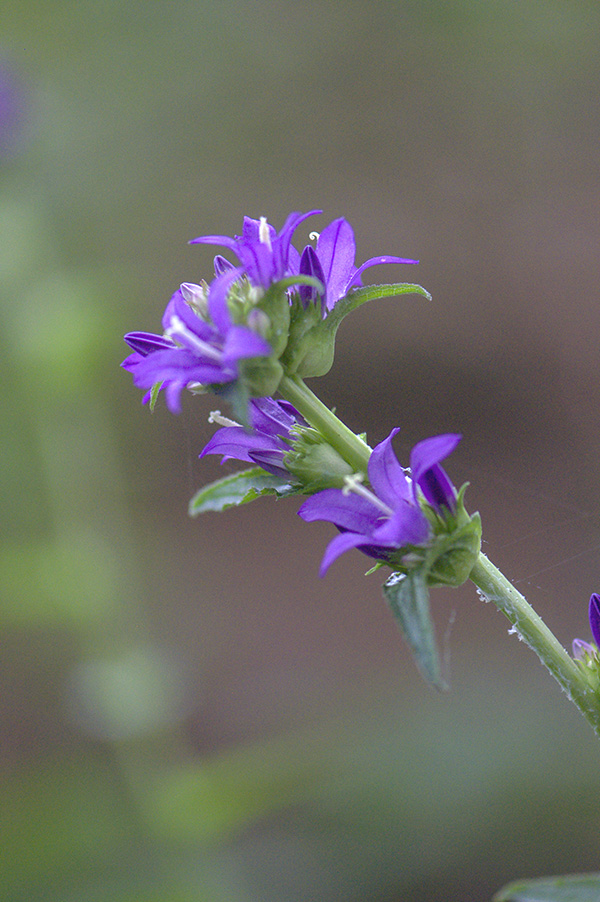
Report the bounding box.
[2,2,600,900]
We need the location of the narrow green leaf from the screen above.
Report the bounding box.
[188,467,298,515]
[323,282,431,335]
[383,569,447,690]
[493,873,600,902]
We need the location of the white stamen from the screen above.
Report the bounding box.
[259,216,272,250]
[342,473,394,516]
[208,410,240,428]
[308,231,320,242]
[166,314,221,361]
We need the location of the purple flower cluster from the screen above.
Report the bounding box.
[122,269,270,413]
[123,212,417,410]
[298,428,461,575]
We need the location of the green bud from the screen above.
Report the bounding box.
[285,432,354,491]
[255,284,291,357]
[424,511,482,588]
[238,356,284,399]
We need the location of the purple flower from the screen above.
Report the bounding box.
[0,63,29,158]
[298,428,461,575]
[190,211,321,290]
[297,218,418,312]
[572,594,600,660]
[122,268,271,413]
[199,397,305,478]
[591,593,600,647]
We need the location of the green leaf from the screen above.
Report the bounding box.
[383,569,447,691]
[493,873,600,902]
[323,282,431,335]
[286,282,430,378]
[188,467,298,515]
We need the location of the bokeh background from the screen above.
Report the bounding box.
[2,2,600,900]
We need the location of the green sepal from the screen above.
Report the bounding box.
[238,356,284,403]
[256,275,324,357]
[420,484,482,588]
[492,873,600,902]
[284,426,355,491]
[282,282,431,378]
[188,466,300,516]
[383,568,447,691]
[148,381,163,412]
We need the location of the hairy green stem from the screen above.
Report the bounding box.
[470,553,600,737]
[278,374,371,474]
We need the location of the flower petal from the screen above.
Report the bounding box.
[589,593,600,647]
[368,428,411,508]
[410,434,461,510]
[221,325,271,363]
[131,348,233,388]
[207,267,243,334]
[318,530,384,576]
[200,427,284,463]
[124,331,176,357]
[315,217,356,307]
[298,244,325,308]
[372,502,430,547]
[344,254,419,292]
[298,489,383,535]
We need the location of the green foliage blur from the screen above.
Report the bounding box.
[2,2,600,900]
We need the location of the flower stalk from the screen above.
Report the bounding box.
[277,374,371,475]
[469,554,600,737]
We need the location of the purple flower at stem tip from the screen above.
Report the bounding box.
[297,217,419,312]
[191,211,322,290]
[298,428,460,575]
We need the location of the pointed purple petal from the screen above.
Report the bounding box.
[410,434,461,510]
[124,331,176,356]
[298,244,325,307]
[200,428,283,463]
[214,254,235,275]
[162,289,214,341]
[318,531,388,576]
[189,233,240,251]
[249,397,297,436]
[368,428,411,508]
[207,268,242,334]
[131,348,233,388]
[589,593,600,647]
[298,489,383,535]
[315,218,356,306]
[221,325,271,363]
[372,502,430,547]
[344,254,419,293]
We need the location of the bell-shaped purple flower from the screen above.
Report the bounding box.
[200,397,305,478]
[297,218,418,312]
[298,428,461,575]
[190,211,321,290]
[122,268,272,413]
